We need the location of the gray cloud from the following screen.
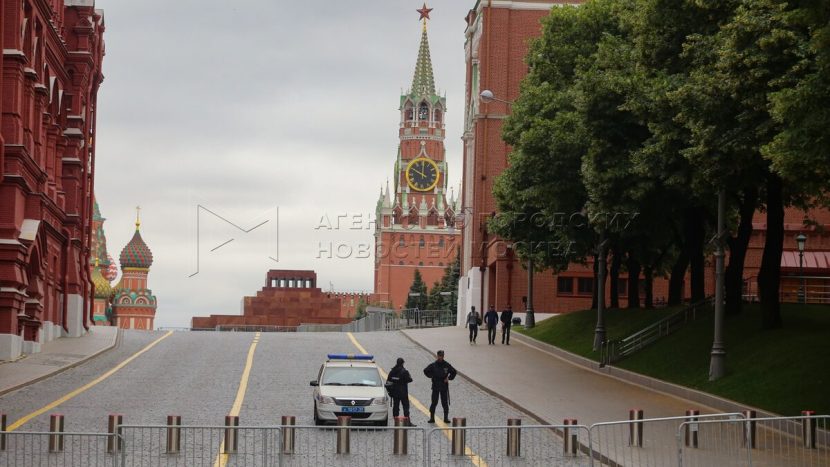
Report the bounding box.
[94,1,471,327]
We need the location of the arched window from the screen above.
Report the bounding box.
[434,109,442,123]
[404,102,414,121]
[418,102,429,121]
[419,236,425,248]
[399,236,405,247]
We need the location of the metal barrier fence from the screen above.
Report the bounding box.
[678,415,830,467]
[118,425,277,466]
[425,422,593,466]
[589,412,747,467]
[279,425,425,466]
[4,414,829,466]
[0,431,120,466]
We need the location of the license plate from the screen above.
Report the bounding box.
[341,407,365,413]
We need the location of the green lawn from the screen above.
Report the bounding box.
[517,304,830,415]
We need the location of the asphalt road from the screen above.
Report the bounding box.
[0,330,579,466]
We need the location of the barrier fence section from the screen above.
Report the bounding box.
[677,415,830,467]
[118,425,278,467]
[589,412,747,467]
[425,424,592,467]
[278,425,425,467]
[0,431,120,467]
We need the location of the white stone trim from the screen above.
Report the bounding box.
[0,334,23,361]
[65,294,86,338]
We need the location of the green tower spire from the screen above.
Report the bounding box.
[410,23,436,97]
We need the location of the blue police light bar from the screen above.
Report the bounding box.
[327,353,374,360]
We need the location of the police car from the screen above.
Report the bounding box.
[309,354,389,426]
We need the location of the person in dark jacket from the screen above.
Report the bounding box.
[484,305,500,345]
[465,306,480,344]
[386,357,415,425]
[423,350,457,423]
[500,304,514,345]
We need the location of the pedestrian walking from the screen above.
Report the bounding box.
[501,304,514,345]
[423,350,457,423]
[465,306,481,344]
[386,357,415,426]
[484,305,499,345]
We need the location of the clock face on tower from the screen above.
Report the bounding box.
[405,157,440,192]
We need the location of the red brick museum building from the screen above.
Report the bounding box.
[0,0,105,360]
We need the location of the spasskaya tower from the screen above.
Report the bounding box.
[373,4,460,310]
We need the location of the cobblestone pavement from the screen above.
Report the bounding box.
[0,330,588,466]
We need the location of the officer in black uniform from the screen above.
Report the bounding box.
[423,350,457,423]
[386,357,415,426]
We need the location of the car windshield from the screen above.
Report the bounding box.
[321,367,382,387]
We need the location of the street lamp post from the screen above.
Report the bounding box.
[525,259,536,329]
[482,89,534,328]
[593,234,609,351]
[796,233,807,304]
[709,190,727,381]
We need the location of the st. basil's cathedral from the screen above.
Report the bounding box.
[89,200,158,330]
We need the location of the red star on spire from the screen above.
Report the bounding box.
[417,3,433,21]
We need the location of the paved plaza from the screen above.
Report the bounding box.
[0,327,826,466]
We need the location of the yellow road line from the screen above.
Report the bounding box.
[7,330,174,432]
[213,332,260,467]
[346,332,488,467]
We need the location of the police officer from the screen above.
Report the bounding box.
[386,357,415,426]
[423,350,457,423]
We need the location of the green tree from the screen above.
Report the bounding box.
[405,269,428,310]
[354,296,368,320]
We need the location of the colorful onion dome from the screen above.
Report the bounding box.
[91,265,112,298]
[104,254,118,281]
[120,229,153,269]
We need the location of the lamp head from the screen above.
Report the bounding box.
[796,233,807,252]
[480,89,495,103]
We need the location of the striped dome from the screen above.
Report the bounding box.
[91,266,112,298]
[119,230,153,269]
[104,254,118,281]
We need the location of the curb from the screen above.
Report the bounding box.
[399,329,552,425]
[510,332,782,419]
[0,328,122,397]
[399,329,621,467]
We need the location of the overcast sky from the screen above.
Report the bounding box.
[94,1,474,327]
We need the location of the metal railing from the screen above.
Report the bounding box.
[425,423,592,466]
[0,431,121,466]
[600,298,714,366]
[5,413,828,466]
[589,412,746,467]
[677,415,830,466]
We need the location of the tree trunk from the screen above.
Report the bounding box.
[591,255,598,310]
[643,265,654,308]
[668,251,689,305]
[626,256,641,309]
[725,186,759,315]
[685,208,706,302]
[609,248,621,309]
[758,174,784,329]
